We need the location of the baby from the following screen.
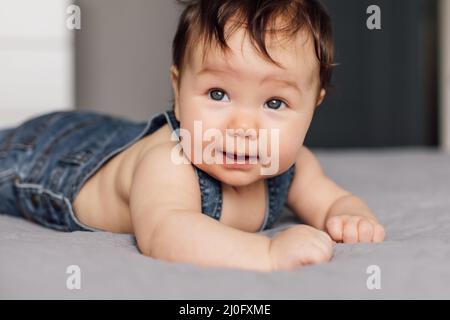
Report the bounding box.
[0,0,384,272]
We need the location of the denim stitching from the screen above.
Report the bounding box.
[13,112,65,151]
[28,117,100,183]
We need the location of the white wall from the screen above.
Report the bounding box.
[0,0,74,128]
[440,0,450,151]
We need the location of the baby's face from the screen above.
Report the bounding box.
[171,24,325,187]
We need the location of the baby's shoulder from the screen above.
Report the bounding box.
[135,141,193,176]
[129,141,201,209]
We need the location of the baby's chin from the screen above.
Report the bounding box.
[194,163,276,187]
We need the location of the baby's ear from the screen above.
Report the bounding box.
[170,65,179,79]
[170,65,181,119]
[316,89,326,108]
[170,65,180,89]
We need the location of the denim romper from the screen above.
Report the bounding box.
[0,109,296,232]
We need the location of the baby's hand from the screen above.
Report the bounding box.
[325,215,385,243]
[269,225,334,271]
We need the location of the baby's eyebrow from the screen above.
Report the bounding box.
[197,66,301,93]
[260,76,301,93]
[196,66,236,76]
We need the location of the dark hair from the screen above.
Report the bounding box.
[172,0,335,91]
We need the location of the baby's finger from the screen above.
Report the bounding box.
[318,230,333,247]
[373,224,386,243]
[342,217,360,243]
[325,217,343,242]
[357,219,374,243]
[309,229,332,249]
[310,242,333,264]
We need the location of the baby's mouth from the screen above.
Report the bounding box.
[220,150,259,163]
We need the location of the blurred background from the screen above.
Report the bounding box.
[0,0,448,150]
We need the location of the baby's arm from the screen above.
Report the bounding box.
[129,143,273,272]
[130,143,333,271]
[287,146,385,243]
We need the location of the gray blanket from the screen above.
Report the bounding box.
[1,147,450,299]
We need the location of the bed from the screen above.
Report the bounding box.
[1,147,450,299]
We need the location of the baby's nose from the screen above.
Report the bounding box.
[226,127,258,139]
[228,108,258,127]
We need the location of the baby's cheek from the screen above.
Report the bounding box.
[278,132,302,162]
[278,148,298,172]
[263,144,297,176]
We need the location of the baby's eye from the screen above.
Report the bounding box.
[208,89,230,102]
[265,99,287,110]
[207,89,287,109]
